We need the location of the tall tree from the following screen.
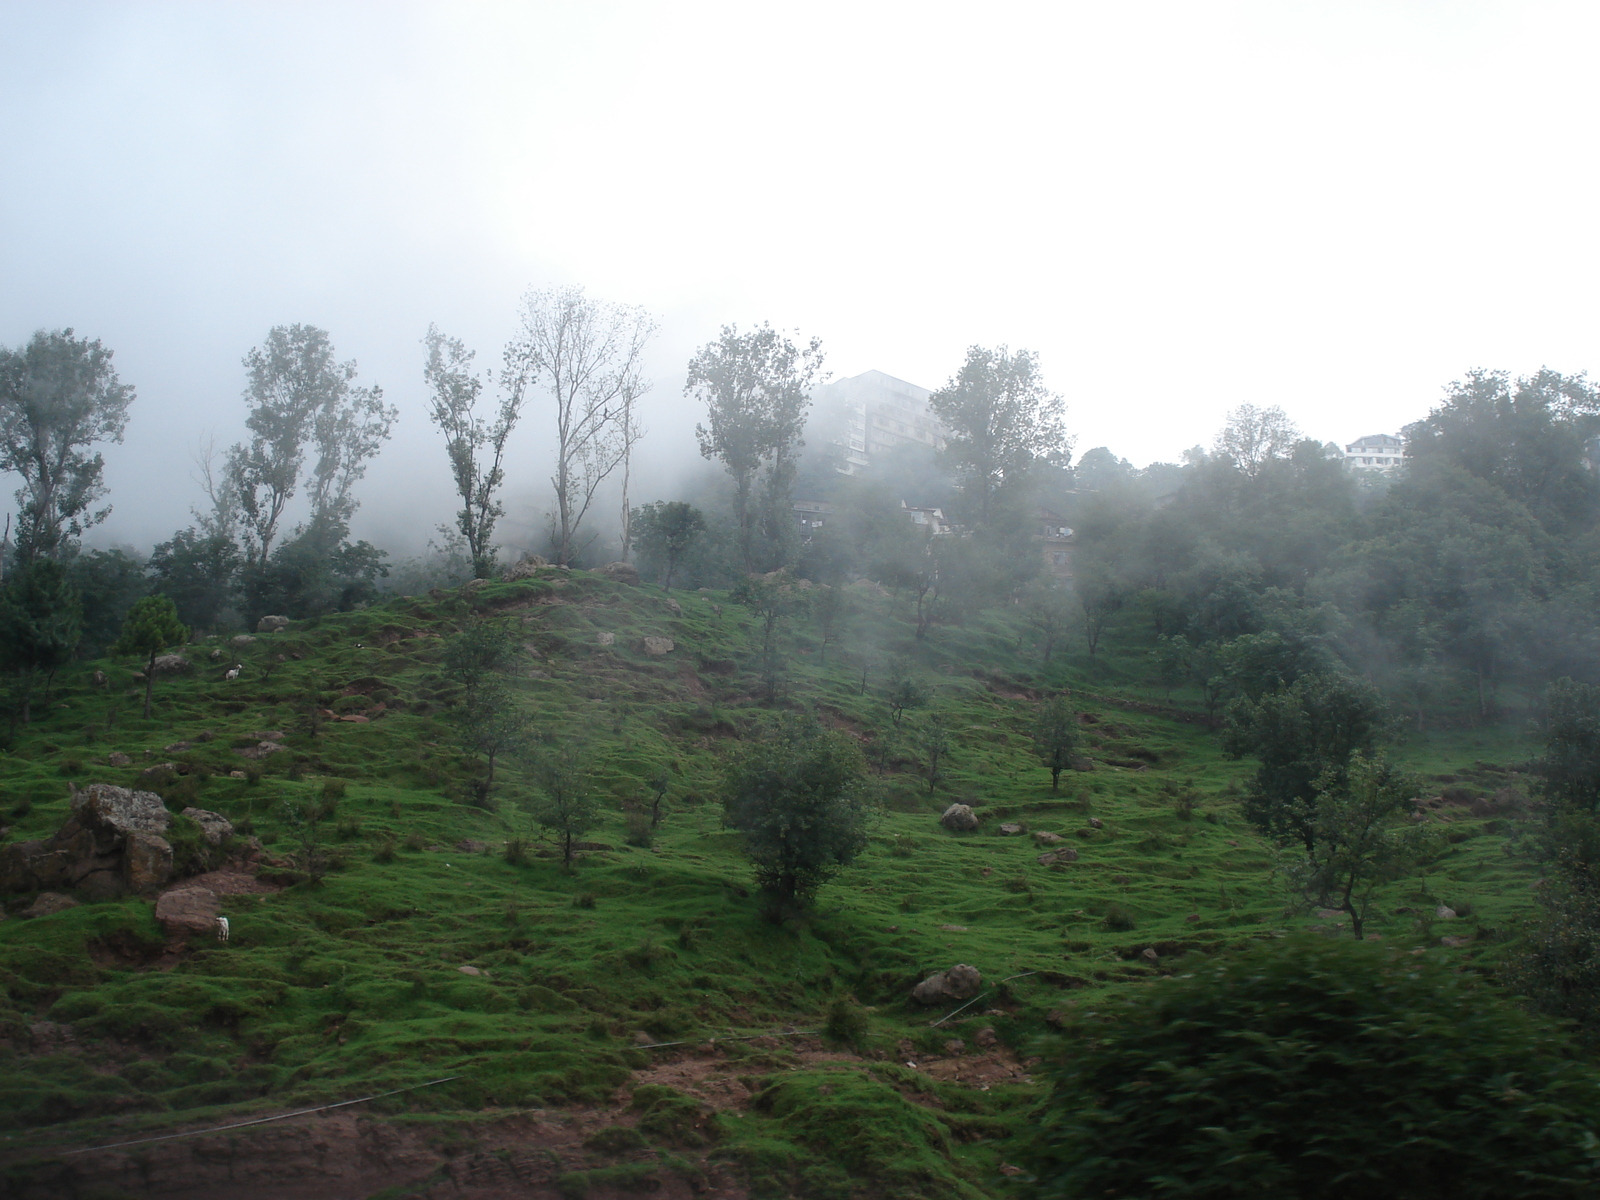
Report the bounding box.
[148,527,241,632]
[112,595,187,719]
[0,560,82,724]
[532,743,601,866]
[630,500,705,590]
[927,345,1068,525]
[421,325,527,579]
[1211,403,1301,476]
[227,325,395,569]
[504,287,655,567]
[0,329,135,563]
[689,323,825,573]
[1033,695,1082,792]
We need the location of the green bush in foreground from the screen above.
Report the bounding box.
[1019,936,1600,1199]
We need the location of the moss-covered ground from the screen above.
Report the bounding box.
[0,569,1545,1197]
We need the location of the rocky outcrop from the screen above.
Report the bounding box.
[911,964,983,1005]
[596,632,616,647]
[182,807,234,846]
[596,561,641,586]
[0,785,212,899]
[502,555,547,580]
[256,615,290,633]
[641,637,674,656]
[21,893,79,918]
[939,804,979,832]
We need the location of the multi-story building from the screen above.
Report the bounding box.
[1344,433,1406,471]
[809,369,945,474]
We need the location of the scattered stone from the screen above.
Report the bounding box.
[596,561,641,586]
[1033,831,1064,845]
[22,893,79,918]
[662,597,682,616]
[1185,913,1202,923]
[456,839,488,853]
[256,615,290,633]
[195,730,215,743]
[940,804,979,832]
[139,763,177,780]
[596,632,616,647]
[155,886,221,937]
[1435,905,1457,920]
[228,770,247,779]
[1226,839,1240,847]
[633,1031,655,1046]
[943,1038,966,1055]
[911,963,982,1005]
[939,924,969,932]
[181,808,234,846]
[107,752,131,767]
[641,636,674,656]
[457,964,485,977]
[999,823,1026,836]
[1139,947,1160,965]
[208,648,222,661]
[1088,817,1104,829]
[974,1027,999,1048]
[1070,756,1095,772]
[462,578,490,592]
[164,741,191,753]
[151,654,191,675]
[255,731,285,741]
[230,635,257,649]
[1440,935,1473,948]
[91,669,107,687]
[339,714,370,723]
[1037,848,1080,866]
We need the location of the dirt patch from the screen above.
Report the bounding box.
[176,869,282,896]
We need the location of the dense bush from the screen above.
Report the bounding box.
[1019,936,1600,1198]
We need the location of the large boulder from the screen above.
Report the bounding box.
[596,632,616,647]
[641,637,674,656]
[181,807,234,847]
[912,964,983,1005]
[73,784,171,838]
[155,886,220,937]
[940,804,980,832]
[256,614,290,634]
[230,634,257,649]
[21,893,80,919]
[596,561,641,586]
[152,654,191,675]
[123,832,173,894]
[502,555,548,580]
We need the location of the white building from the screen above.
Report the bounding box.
[809,369,945,475]
[1344,433,1405,471]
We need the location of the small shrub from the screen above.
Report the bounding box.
[1101,904,1136,932]
[824,995,871,1047]
[888,835,915,858]
[624,812,654,849]
[372,834,397,863]
[573,891,598,909]
[403,832,427,852]
[504,835,530,866]
[1174,790,1197,821]
[335,817,363,841]
[320,778,348,804]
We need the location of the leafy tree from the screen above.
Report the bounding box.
[1211,402,1300,475]
[149,527,241,632]
[730,571,807,703]
[0,560,82,724]
[722,715,873,916]
[630,500,705,590]
[112,595,186,719]
[1019,936,1600,1200]
[227,324,395,570]
[926,344,1069,525]
[884,659,926,728]
[1536,677,1600,814]
[811,582,849,667]
[442,621,528,799]
[1284,753,1428,939]
[1021,578,1073,665]
[241,527,388,622]
[443,619,519,709]
[0,328,135,563]
[916,713,951,795]
[689,323,825,573]
[1223,671,1386,849]
[422,325,528,578]
[532,743,600,866]
[65,547,146,658]
[1032,695,1081,792]
[504,287,654,566]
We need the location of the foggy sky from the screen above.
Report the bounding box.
[4,1,1600,554]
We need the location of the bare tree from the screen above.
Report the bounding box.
[1212,403,1300,475]
[422,325,527,578]
[505,287,655,566]
[617,388,646,561]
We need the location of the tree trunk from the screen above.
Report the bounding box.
[143,652,156,719]
[1051,766,1061,793]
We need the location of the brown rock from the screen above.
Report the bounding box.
[164,741,191,753]
[123,832,173,893]
[974,1026,999,1048]
[77,869,122,900]
[456,839,488,853]
[139,762,176,781]
[911,963,982,1005]
[1139,947,1159,965]
[107,752,131,766]
[1088,817,1104,829]
[940,804,979,832]
[1037,848,1080,866]
[999,823,1026,835]
[501,555,547,580]
[943,1038,967,1055]
[22,892,79,918]
[155,886,221,937]
[1033,830,1065,845]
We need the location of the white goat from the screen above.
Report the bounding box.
[216,916,230,941]
[224,666,240,681]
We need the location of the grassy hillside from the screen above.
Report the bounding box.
[0,567,1544,1198]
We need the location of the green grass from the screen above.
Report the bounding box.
[0,569,1551,1196]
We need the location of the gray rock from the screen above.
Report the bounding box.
[596,561,641,586]
[455,839,487,853]
[502,555,547,580]
[256,615,290,633]
[1436,905,1457,920]
[596,632,616,647]
[230,634,257,649]
[72,784,171,838]
[641,636,674,656]
[1140,947,1160,965]
[940,804,979,832]
[662,597,682,616]
[107,752,131,767]
[999,822,1026,835]
[22,892,79,918]
[152,654,191,675]
[1033,830,1064,845]
[1037,848,1080,866]
[181,807,234,846]
[912,963,983,1005]
[1087,817,1104,829]
[155,886,221,936]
